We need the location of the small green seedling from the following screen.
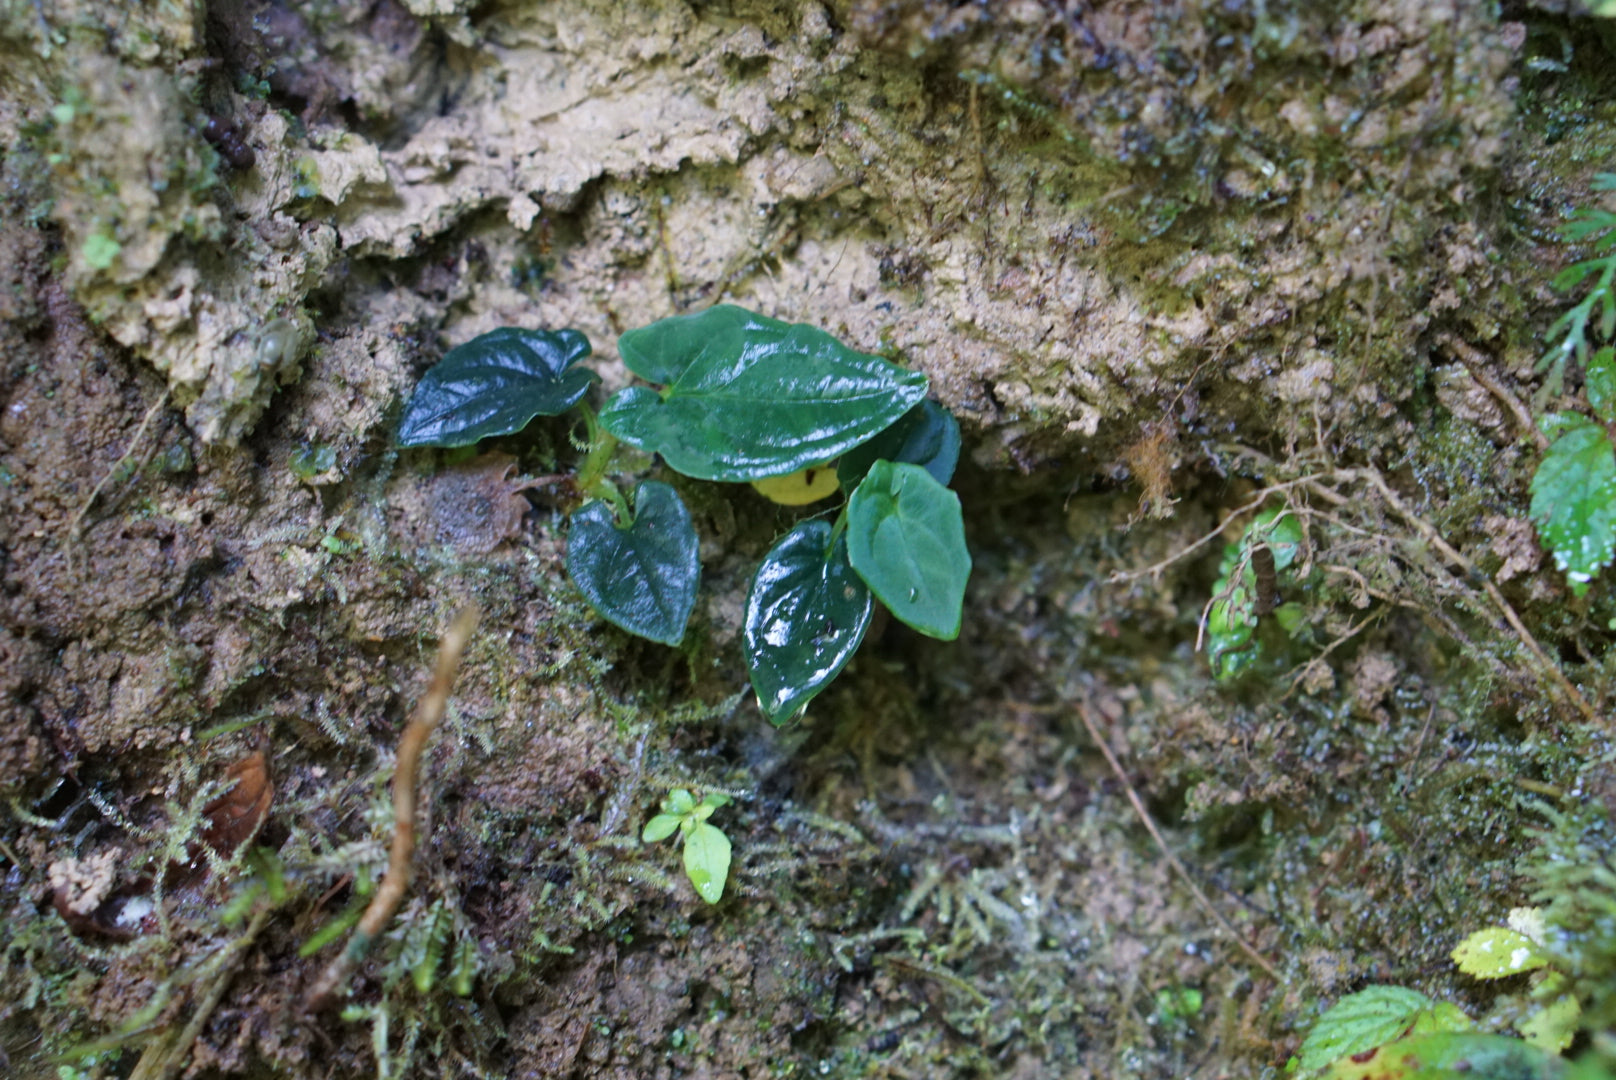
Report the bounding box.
[642,789,732,904]
[1152,985,1204,1030]
[1452,907,1581,1054]
[1205,507,1306,678]
[398,305,973,723]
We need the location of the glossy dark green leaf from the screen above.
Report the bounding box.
[1529,415,1616,596]
[566,481,699,645]
[846,461,970,640]
[601,305,928,481]
[836,399,962,490]
[399,327,596,447]
[744,521,873,724]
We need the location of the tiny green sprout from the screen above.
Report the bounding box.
[289,443,336,481]
[80,229,121,271]
[643,789,733,904]
[1153,986,1203,1027]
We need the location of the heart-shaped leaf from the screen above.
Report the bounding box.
[837,399,961,490]
[682,822,731,904]
[566,481,699,645]
[600,305,928,481]
[846,461,970,640]
[744,521,873,724]
[399,327,596,447]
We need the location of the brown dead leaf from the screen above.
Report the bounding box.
[199,750,273,858]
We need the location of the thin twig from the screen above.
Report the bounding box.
[129,906,273,1080]
[1109,475,1335,584]
[304,605,481,1011]
[64,388,171,564]
[1278,607,1386,701]
[1437,333,1548,450]
[1336,469,1598,726]
[1073,701,1281,982]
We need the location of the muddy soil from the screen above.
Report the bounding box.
[2,2,1614,1078]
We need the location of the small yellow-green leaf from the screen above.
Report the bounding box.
[683,822,731,904]
[1453,927,1550,979]
[642,813,683,843]
[1518,992,1580,1055]
[750,465,841,506]
[1407,1002,1475,1037]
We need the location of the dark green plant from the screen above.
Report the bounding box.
[398,304,973,722]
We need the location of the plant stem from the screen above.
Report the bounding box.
[304,605,479,1012]
[573,403,619,499]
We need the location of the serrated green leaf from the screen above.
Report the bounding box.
[567,481,700,645]
[1297,986,1435,1072]
[398,327,596,447]
[1589,347,1616,424]
[1326,1032,1565,1080]
[601,305,928,481]
[1529,417,1616,596]
[642,813,683,843]
[1453,927,1550,979]
[683,822,731,904]
[744,521,873,724]
[837,399,962,490]
[846,461,971,639]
